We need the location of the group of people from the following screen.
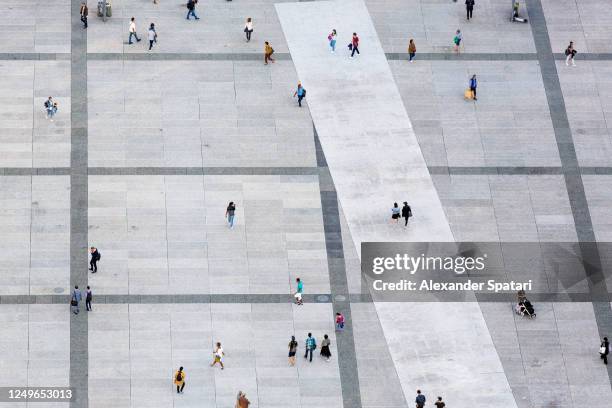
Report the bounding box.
[391,202,413,227]
[70,285,93,314]
[174,367,251,407]
[44,97,58,121]
[415,390,446,408]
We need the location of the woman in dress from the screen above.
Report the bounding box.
[210,342,225,369]
[288,336,298,366]
[320,334,331,362]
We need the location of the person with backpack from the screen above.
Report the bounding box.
[85,286,93,311]
[565,41,577,66]
[293,83,306,107]
[349,32,360,58]
[264,41,275,64]
[148,23,157,51]
[244,18,253,42]
[415,390,426,408]
[44,97,55,120]
[600,337,610,364]
[186,0,200,20]
[466,0,475,20]
[328,29,337,53]
[174,367,186,393]
[128,17,142,44]
[304,333,316,362]
[402,201,412,227]
[288,336,298,366]
[469,74,478,101]
[89,246,101,273]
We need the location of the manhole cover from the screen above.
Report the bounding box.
[316,295,330,302]
[334,295,346,302]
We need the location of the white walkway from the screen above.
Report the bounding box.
[275,0,453,249]
[276,2,517,407]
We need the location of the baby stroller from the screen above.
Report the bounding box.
[515,299,536,318]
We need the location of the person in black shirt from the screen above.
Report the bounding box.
[89,247,101,273]
[466,0,475,20]
[401,202,412,227]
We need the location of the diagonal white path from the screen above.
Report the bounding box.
[275,0,453,247]
[276,1,517,406]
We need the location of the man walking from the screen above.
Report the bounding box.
[293,83,306,107]
[434,396,446,408]
[80,2,88,28]
[148,23,157,51]
[264,41,275,64]
[416,390,426,408]
[71,285,82,315]
[86,286,93,311]
[401,202,412,227]
[466,0,475,20]
[128,17,141,44]
[565,41,577,66]
[89,246,100,273]
[350,32,360,58]
[174,367,186,393]
[304,333,316,362]
[186,0,200,20]
[600,337,610,364]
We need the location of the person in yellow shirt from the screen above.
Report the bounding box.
[174,366,186,393]
[264,42,275,65]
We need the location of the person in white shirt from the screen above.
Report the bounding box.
[148,23,157,50]
[244,18,253,42]
[128,17,141,44]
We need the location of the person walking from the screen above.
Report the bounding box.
[391,202,401,223]
[211,342,225,369]
[416,390,426,408]
[293,83,306,107]
[304,333,316,362]
[80,2,88,29]
[320,334,332,362]
[236,391,250,408]
[466,0,475,20]
[295,277,304,305]
[71,285,82,315]
[244,18,253,42]
[174,367,186,393]
[44,97,55,120]
[186,0,200,20]
[328,29,337,53]
[408,39,416,62]
[469,74,478,101]
[148,23,157,51]
[89,246,100,273]
[264,41,275,64]
[128,17,141,44]
[85,286,93,311]
[402,201,412,227]
[350,32,360,58]
[565,41,577,66]
[435,396,446,408]
[288,336,298,366]
[335,312,345,331]
[600,337,610,365]
[453,29,462,53]
[225,201,236,229]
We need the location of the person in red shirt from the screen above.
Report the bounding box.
[350,32,360,58]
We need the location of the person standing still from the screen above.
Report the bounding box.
[128,17,141,44]
[71,285,82,315]
[293,83,306,107]
[288,336,298,366]
[328,29,337,53]
[264,41,275,64]
[350,32,360,58]
[565,41,577,66]
[85,286,93,311]
[225,201,236,229]
[89,246,100,273]
[80,2,88,29]
[466,0,475,20]
[244,18,253,42]
[148,23,158,51]
[416,390,426,408]
[186,0,200,20]
[469,74,478,101]
[402,201,412,226]
[174,367,186,393]
[600,337,610,364]
[408,39,416,62]
[304,333,316,362]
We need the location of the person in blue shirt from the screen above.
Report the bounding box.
[304,333,316,362]
[415,390,426,408]
[469,74,478,100]
[293,83,306,107]
[296,278,303,294]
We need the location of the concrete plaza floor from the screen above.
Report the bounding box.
[1,0,612,407]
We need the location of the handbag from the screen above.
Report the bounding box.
[600,345,607,354]
[244,27,248,33]
[70,298,78,306]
